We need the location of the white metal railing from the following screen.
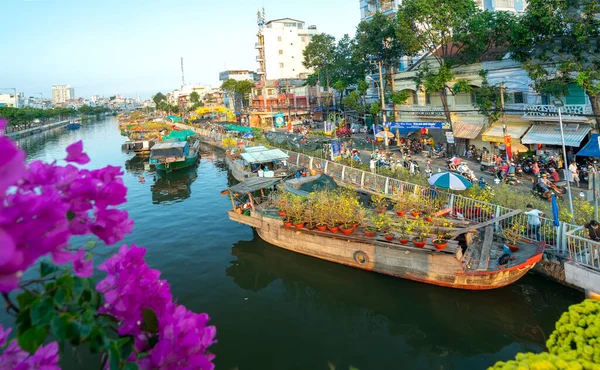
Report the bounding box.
[523,104,593,118]
[189,124,599,271]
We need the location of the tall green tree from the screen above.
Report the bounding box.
[509,0,600,129]
[303,33,337,118]
[189,91,200,104]
[396,0,515,149]
[152,92,166,107]
[234,80,256,110]
[221,79,239,110]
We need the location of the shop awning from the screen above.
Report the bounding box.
[452,121,484,139]
[521,123,591,147]
[481,122,531,143]
[576,134,600,157]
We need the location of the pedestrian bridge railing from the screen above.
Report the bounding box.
[190,126,598,272]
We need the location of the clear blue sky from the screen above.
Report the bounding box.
[1,0,360,100]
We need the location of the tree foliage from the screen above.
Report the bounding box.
[508,0,600,128]
[189,91,200,104]
[303,33,337,91]
[220,79,255,110]
[152,92,166,107]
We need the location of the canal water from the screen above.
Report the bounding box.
[10,116,584,370]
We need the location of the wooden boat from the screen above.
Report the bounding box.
[121,139,156,157]
[225,145,296,182]
[67,119,81,130]
[149,138,200,173]
[223,179,543,291]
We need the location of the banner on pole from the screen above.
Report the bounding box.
[331,140,341,161]
[504,135,512,160]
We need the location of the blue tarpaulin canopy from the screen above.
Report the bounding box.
[576,134,600,157]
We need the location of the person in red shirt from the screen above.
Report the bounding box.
[501,162,509,179]
[549,168,560,182]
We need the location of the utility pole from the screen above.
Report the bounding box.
[180,57,185,88]
[500,82,508,160]
[378,60,388,151]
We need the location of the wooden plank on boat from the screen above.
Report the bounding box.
[447,209,522,239]
[477,226,494,271]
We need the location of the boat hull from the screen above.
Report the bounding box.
[155,155,199,173]
[229,211,542,290]
[67,123,81,130]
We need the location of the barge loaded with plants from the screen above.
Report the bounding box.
[224,143,297,182]
[223,176,544,290]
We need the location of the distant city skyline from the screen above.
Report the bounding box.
[1,0,359,100]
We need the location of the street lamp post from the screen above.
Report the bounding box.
[554,99,575,222]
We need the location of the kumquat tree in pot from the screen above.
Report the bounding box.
[0,119,216,370]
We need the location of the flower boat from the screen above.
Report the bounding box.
[149,130,200,173]
[222,179,544,291]
[67,119,81,130]
[225,145,296,182]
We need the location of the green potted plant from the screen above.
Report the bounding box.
[287,195,306,229]
[304,199,317,230]
[338,194,358,235]
[325,195,340,233]
[275,190,291,218]
[370,212,392,239]
[313,191,329,231]
[371,194,390,214]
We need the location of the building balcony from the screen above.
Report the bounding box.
[255,70,265,75]
[255,42,263,49]
[522,104,592,123]
[256,56,264,62]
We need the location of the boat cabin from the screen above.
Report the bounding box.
[226,146,293,180]
[149,141,189,165]
[121,139,156,155]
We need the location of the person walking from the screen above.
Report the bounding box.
[569,161,580,187]
[532,162,540,177]
[524,204,544,241]
[369,158,377,174]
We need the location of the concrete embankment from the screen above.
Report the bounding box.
[6,119,71,139]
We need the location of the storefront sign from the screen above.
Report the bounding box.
[387,122,446,130]
[445,132,455,144]
[274,113,285,127]
[325,122,334,134]
[331,140,341,161]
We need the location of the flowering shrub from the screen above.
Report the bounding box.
[0,118,216,369]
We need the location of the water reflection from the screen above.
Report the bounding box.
[124,155,151,175]
[150,166,198,204]
[227,231,583,361]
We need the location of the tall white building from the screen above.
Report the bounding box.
[52,85,75,105]
[359,0,527,21]
[257,18,318,80]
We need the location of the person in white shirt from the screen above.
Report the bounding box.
[369,158,377,173]
[257,167,264,177]
[524,204,544,241]
[569,162,580,187]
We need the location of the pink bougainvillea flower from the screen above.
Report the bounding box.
[14,342,60,370]
[73,248,93,278]
[0,324,11,347]
[0,136,26,195]
[65,140,90,165]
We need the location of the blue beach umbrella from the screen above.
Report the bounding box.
[551,193,560,227]
[428,172,473,191]
[242,132,254,139]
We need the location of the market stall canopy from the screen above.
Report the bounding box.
[452,121,484,139]
[227,177,279,194]
[576,134,600,157]
[166,115,182,123]
[521,123,590,147]
[498,142,529,153]
[240,149,289,164]
[224,124,254,133]
[481,122,531,143]
[162,129,195,142]
[150,142,188,158]
[375,131,395,139]
[391,128,418,137]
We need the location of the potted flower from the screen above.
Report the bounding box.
[371,212,392,239]
[364,226,377,237]
[503,220,525,252]
[304,200,317,230]
[313,192,328,231]
[283,217,293,228]
[371,194,389,214]
[411,219,431,248]
[396,219,413,244]
[407,196,422,218]
[338,192,358,235]
[275,190,291,218]
[393,194,408,217]
[325,195,340,233]
[288,195,306,229]
[432,217,451,250]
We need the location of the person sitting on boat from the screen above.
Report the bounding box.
[243,200,252,210]
[257,167,264,177]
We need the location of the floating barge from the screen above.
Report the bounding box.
[225,145,296,182]
[121,139,156,157]
[223,178,543,291]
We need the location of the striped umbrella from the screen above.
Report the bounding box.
[428,172,473,190]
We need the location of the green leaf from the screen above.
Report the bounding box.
[141,308,158,334]
[108,342,121,370]
[31,297,54,326]
[66,210,76,221]
[123,363,139,370]
[54,287,68,306]
[16,291,36,309]
[40,261,59,277]
[18,326,47,353]
[118,337,134,361]
[16,308,32,334]
[56,274,75,290]
[50,314,69,341]
[67,320,81,345]
[72,277,88,301]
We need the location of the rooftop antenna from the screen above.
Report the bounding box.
[180,57,185,88]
